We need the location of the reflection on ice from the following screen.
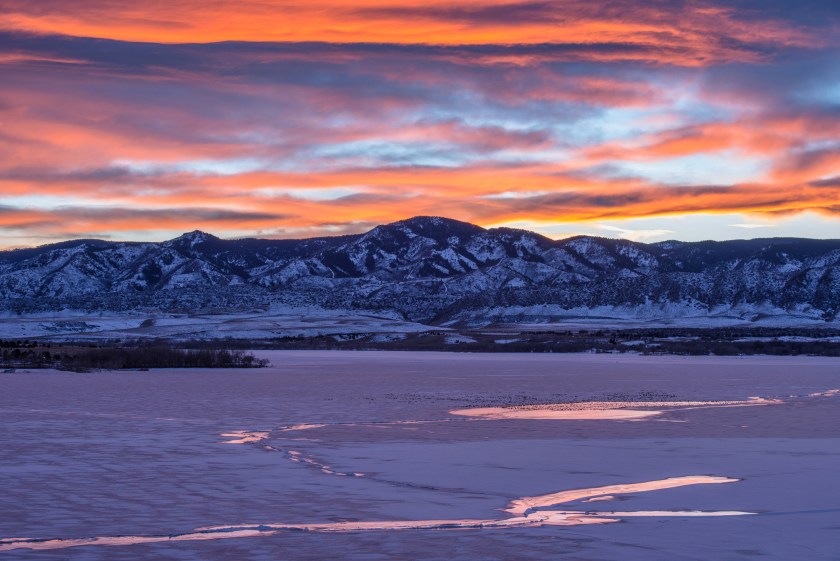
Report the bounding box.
[590,510,753,517]
[218,431,270,444]
[504,475,739,516]
[286,450,364,477]
[0,475,753,552]
[581,495,616,503]
[219,428,365,477]
[451,397,780,421]
[808,389,839,397]
[278,423,328,432]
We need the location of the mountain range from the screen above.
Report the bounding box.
[2,216,839,325]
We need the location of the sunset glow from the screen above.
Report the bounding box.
[2,1,839,246]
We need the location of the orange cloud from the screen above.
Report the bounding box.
[4,161,840,239]
[1,2,839,246]
[1,1,824,65]
[579,111,840,170]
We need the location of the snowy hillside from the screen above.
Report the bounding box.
[2,216,839,325]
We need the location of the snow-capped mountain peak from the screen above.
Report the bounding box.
[2,217,839,323]
[166,230,218,248]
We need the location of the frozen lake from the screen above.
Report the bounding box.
[1,352,839,560]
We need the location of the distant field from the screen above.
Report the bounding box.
[3,311,840,361]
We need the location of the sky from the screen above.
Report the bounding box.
[1,0,839,247]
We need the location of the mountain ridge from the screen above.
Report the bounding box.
[2,216,839,324]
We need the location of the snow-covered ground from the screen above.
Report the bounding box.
[1,353,838,559]
[4,306,838,345]
[457,303,840,329]
[0,308,440,341]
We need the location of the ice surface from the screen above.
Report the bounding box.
[1,352,838,560]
